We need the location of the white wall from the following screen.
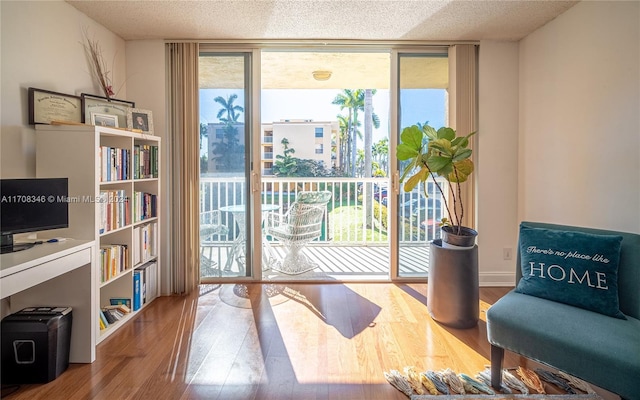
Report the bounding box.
[476,1,640,286]
[0,0,126,177]
[125,40,170,295]
[477,41,520,285]
[518,1,639,233]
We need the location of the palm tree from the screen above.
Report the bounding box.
[353,89,380,177]
[364,89,373,179]
[214,93,243,123]
[336,114,350,173]
[332,90,359,175]
[333,89,380,177]
[212,94,244,172]
[372,138,389,174]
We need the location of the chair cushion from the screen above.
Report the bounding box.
[515,224,625,319]
[296,191,332,205]
[487,291,640,399]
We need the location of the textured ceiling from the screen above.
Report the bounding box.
[66,0,578,42]
[67,0,578,89]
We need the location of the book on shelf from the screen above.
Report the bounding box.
[98,189,131,233]
[135,261,158,305]
[133,271,142,311]
[102,307,124,322]
[135,222,158,264]
[133,191,157,222]
[102,308,116,324]
[103,304,129,314]
[110,298,132,311]
[100,146,131,182]
[99,310,109,330]
[133,144,159,179]
[99,244,129,283]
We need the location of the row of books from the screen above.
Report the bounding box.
[98,300,132,330]
[100,146,131,182]
[99,244,130,283]
[133,191,157,222]
[133,262,157,311]
[99,190,131,234]
[133,222,158,266]
[133,144,159,179]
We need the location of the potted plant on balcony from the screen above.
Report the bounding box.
[397,123,478,328]
[397,124,477,247]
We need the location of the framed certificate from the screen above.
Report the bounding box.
[28,88,83,125]
[81,93,135,128]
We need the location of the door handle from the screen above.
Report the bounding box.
[392,171,400,194]
[251,172,258,192]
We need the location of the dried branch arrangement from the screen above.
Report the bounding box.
[82,28,115,99]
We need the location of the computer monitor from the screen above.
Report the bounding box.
[0,178,69,254]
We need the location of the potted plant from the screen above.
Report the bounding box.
[397,124,477,247]
[397,123,479,328]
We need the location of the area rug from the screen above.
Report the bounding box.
[411,396,602,400]
[387,367,602,400]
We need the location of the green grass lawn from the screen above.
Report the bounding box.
[328,204,388,242]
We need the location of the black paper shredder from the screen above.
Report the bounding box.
[1,306,73,383]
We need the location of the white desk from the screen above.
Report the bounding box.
[1,239,96,363]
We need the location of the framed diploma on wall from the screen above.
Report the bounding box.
[81,93,135,128]
[28,87,83,125]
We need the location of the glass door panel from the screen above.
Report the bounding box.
[259,50,391,281]
[199,52,252,280]
[397,53,448,278]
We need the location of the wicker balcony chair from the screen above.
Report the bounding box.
[200,210,229,277]
[264,191,332,275]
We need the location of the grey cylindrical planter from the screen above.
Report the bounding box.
[427,239,479,329]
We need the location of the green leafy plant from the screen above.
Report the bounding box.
[397,124,476,236]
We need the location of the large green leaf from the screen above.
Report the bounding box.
[437,127,456,141]
[396,143,419,161]
[447,159,474,183]
[428,138,453,155]
[452,148,472,163]
[423,125,438,141]
[404,167,429,192]
[426,155,451,172]
[399,126,423,150]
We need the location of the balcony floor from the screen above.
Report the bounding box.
[200,244,429,281]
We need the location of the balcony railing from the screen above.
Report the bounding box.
[200,176,446,245]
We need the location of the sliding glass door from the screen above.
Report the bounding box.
[393,51,449,279]
[195,45,466,282]
[198,51,254,280]
[259,50,391,281]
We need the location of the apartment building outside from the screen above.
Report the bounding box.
[261,119,339,175]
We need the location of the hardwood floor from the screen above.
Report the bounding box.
[2,284,618,400]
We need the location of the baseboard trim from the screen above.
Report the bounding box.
[479,272,515,287]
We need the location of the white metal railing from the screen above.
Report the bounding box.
[199,176,446,245]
